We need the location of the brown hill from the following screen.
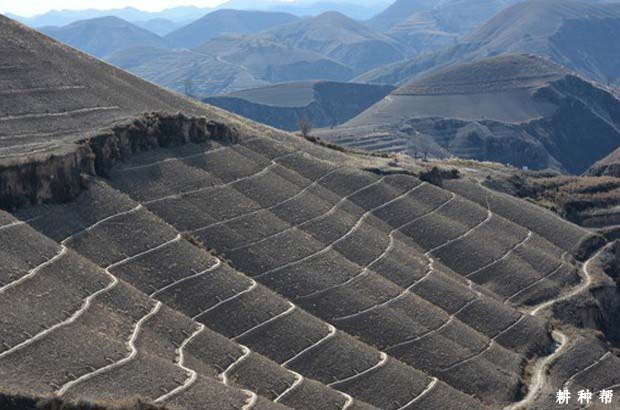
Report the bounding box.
[1,12,620,410]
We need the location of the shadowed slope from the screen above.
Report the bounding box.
[320,54,620,173]
[205,81,395,131]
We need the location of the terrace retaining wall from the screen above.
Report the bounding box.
[0,112,239,210]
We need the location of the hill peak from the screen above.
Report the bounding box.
[314,10,352,21]
[396,54,567,95]
[165,8,298,48]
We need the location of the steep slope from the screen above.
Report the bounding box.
[320,54,620,173]
[205,81,395,130]
[113,36,354,97]
[40,16,169,58]
[368,0,521,54]
[587,148,620,177]
[0,14,246,162]
[358,0,620,87]
[260,11,404,72]
[166,9,299,48]
[1,11,620,410]
[1,189,370,410]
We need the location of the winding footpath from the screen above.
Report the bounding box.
[503,248,604,410]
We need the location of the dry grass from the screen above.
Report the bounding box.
[0,392,169,410]
[526,176,620,211]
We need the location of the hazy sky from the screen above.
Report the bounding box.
[0,1,255,16]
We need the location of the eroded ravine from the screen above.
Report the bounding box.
[504,248,605,410]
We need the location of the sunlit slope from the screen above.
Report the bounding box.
[350,55,565,125]
[0,211,300,410]
[15,135,495,409]
[7,125,602,408]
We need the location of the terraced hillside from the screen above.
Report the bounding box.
[109,11,403,97]
[2,12,620,410]
[358,0,620,88]
[0,14,226,160]
[6,108,620,410]
[367,0,520,55]
[110,36,355,98]
[205,81,395,131]
[318,54,620,173]
[258,12,404,73]
[475,163,620,234]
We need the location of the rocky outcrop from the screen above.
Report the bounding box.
[0,112,239,211]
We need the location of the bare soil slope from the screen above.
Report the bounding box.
[259,12,404,73]
[367,0,521,55]
[1,13,620,410]
[0,14,234,160]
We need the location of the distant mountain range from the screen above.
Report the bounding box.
[367,0,521,54]
[108,36,355,96]
[41,16,169,58]
[165,9,299,48]
[319,54,620,173]
[358,0,620,87]
[7,0,389,29]
[7,6,208,27]
[259,11,404,72]
[98,9,408,96]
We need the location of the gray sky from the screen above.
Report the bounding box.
[0,0,293,16]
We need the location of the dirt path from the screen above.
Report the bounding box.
[503,249,603,409]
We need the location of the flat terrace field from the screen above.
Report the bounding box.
[4,128,604,410]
